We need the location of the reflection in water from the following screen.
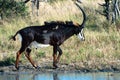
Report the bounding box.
[0,72,120,80]
[53,73,59,80]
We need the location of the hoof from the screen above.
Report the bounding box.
[15,66,19,70]
[15,65,19,70]
[35,66,40,69]
[53,63,58,69]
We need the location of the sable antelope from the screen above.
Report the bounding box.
[11,2,86,70]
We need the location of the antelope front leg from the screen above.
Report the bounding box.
[53,53,58,68]
[53,46,58,68]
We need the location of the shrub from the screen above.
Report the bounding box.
[0,0,28,19]
[0,57,15,66]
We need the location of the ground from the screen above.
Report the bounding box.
[0,60,120,73]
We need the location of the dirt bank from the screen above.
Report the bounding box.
[0,61,120,73]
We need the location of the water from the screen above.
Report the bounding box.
[0,72,120,80]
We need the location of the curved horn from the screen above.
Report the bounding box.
[75,2,86,28]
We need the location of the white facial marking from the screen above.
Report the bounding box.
[77,29,85,41]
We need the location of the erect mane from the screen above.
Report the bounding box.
[44,21,80,27]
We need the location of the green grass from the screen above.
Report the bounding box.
[0,0,120,70]
[0,57,15,66]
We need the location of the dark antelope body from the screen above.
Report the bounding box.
[11,2,86,70]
